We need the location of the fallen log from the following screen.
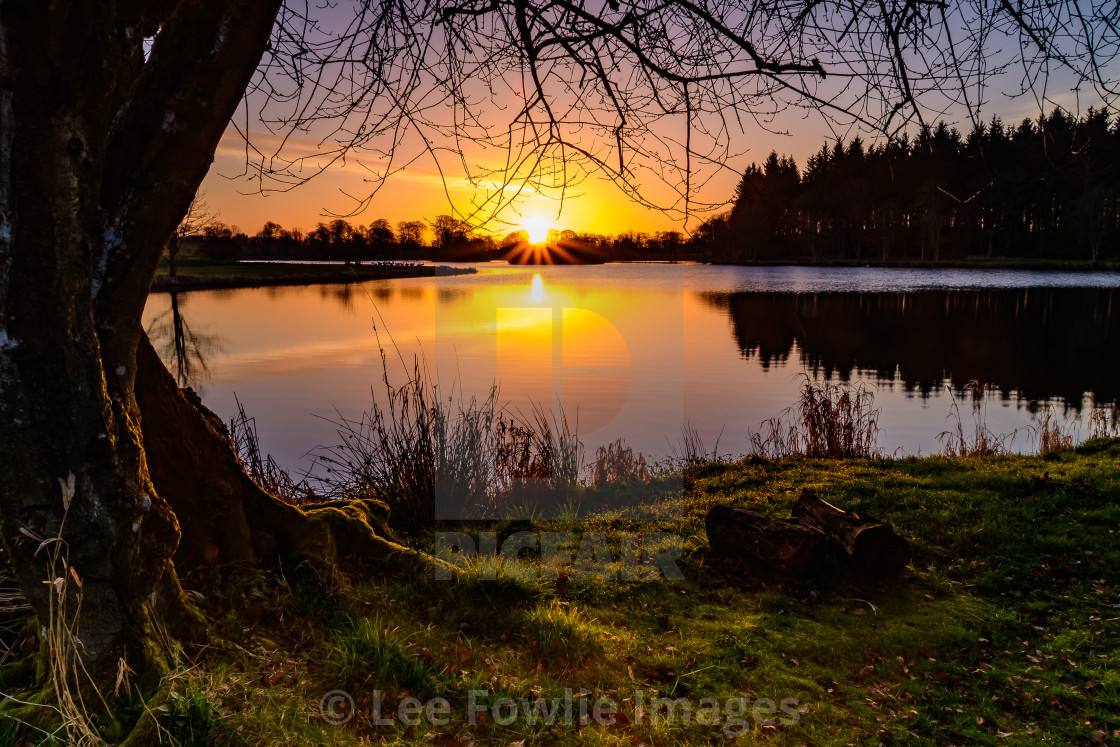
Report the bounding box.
[791,492,910,577]
[705,505,827,576]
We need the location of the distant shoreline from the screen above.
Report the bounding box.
[150,261,476,293]
[711,256,1120,272]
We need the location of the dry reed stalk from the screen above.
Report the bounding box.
[588,438,649,486]
[751,376,881,459]
[938,380,1020,457]
[229,396,317,505]
[307,353,582,528]
[1035,404,1075,454]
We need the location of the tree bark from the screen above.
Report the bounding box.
[791,492,910,577]
[705,505,828,575]
[0,4,443,706]
[0,0,282,690]
[135,335,413,573]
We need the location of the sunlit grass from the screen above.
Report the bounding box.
[5,439,1118,744]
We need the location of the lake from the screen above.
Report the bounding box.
[143,264,1120,478]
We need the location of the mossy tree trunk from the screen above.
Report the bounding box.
[135,335,409,574]
[0,0,283,689]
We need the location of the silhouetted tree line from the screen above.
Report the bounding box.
[695,108,1120,263]
[186,217,436,263]
[182,214,702,263]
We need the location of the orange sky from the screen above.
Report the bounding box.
[199,113,847,238]
[199,94,1074,239]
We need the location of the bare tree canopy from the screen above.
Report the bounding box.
[241,0,1120,226]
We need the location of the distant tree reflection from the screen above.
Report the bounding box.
[702,288,1120,410]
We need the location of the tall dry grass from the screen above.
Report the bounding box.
[1034,403,1075,454]
[588,438,649,486]
[750,376,881,458]
[229,396,317,505]
[0,561,31,668]
[937,381,1021,457]
[1085,408,1120,440]
[675,422,725,464]
[306,356,583,529]
[0,476,113,745]
[1030,402,1120,454]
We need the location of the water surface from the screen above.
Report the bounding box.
[143,264,1120,475]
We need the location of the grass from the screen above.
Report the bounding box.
[4,439,1115,745]
[321,616,434,694]
[0,478,125,745]
[4,368,1118,744]
[521,600,606,661]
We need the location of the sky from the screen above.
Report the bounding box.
[200,126,700,238]
[201,99,1069,239]
[201,127,792,238]
[197,4,1112,241]
[199,95,1053,240]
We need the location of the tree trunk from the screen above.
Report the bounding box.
[791,492,910,577]
[705,505,828,575]
[0,0,284,692]
[135,335,414,573]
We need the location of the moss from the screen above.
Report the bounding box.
[116,684,173,747]
[302,498,410,564]
[151,561,208,645]
[0,654,36,690]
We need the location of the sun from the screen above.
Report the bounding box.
[523,217,551,244]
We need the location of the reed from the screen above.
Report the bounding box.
[588,438,649,486]
[307,355,583,530]
[228,396,317,505]
[1086,408,1120,440]
[676,422,726,464]
[751,376,881,458]
[937,381,1021,457]
[1034,403,1075,455]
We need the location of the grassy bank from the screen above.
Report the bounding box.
[71,439,1118,746]
[151,259,475,292]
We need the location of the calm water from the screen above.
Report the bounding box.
[143,264,1120,475]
